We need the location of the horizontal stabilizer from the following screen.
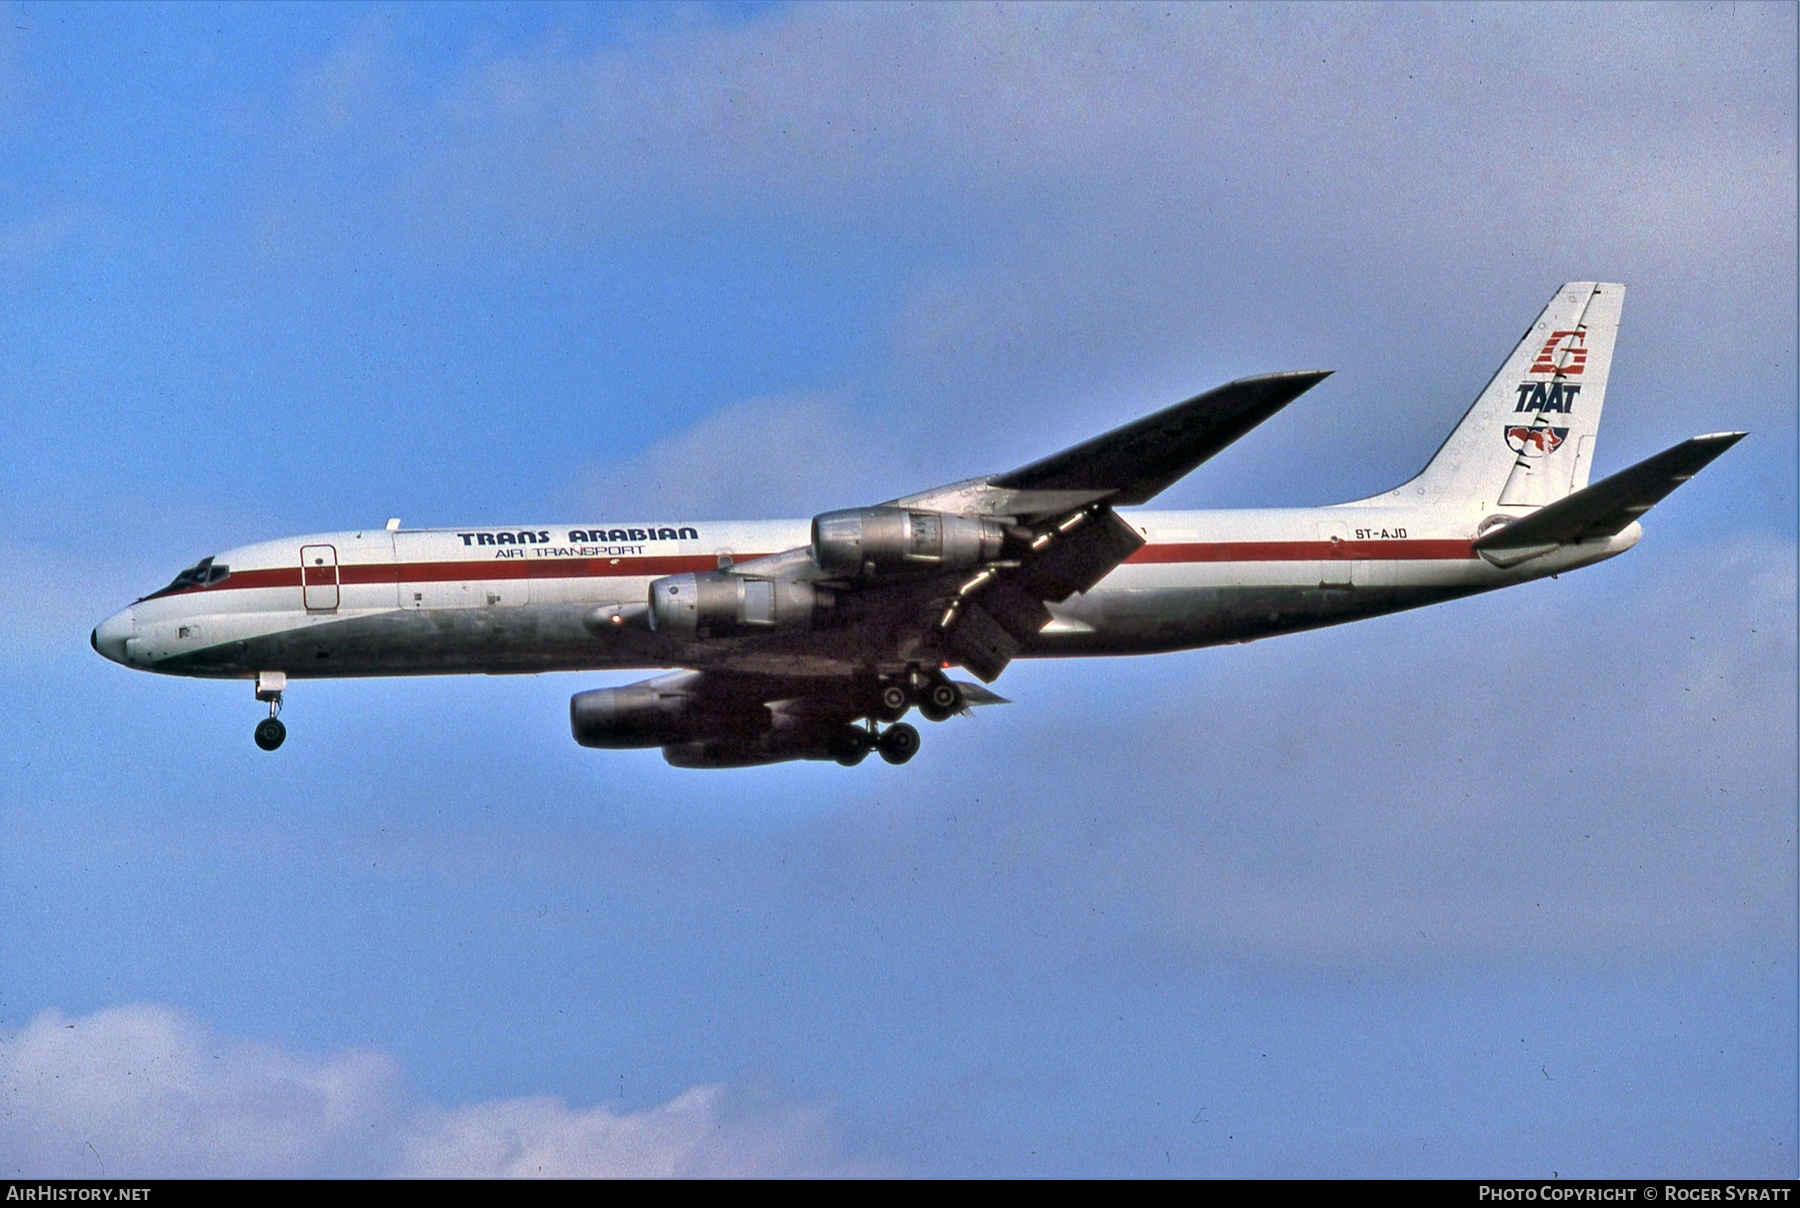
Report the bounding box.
[990,371,1331,506]
[1474,432,1745,551]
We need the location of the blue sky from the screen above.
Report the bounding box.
[0,2,1792,1177]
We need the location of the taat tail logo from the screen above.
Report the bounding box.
[1505,425,1569,457]
[1528,329,1587,376]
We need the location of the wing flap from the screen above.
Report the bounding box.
[975,578,1056,643]
[942,508,1146,681]
[947,602,1022,682]
[1009,508,1147,600]
[1475,432,1745,552]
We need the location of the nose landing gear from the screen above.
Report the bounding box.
[253,671,287,751]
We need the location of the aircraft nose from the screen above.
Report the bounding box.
[93,608,134,664]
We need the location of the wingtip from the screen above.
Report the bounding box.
[1295,368,1334,388]
[1230,368,1332,390]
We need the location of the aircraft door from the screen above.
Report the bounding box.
[1316,522,1352,587]
[301,544,340,611]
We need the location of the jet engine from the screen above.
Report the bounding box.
[646,572,818,635]
[570,681,774,748]
[569,681,693,747]
[811,507,1006,577]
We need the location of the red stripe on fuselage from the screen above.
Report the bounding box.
[162,555,727,596]
[153,539,1476,598]
[1124,539,1475,564]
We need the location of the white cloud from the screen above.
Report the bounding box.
[0,1005,844,1179]
[241,5,1793,501]
[324,3,1790,481]
[0,208,77,267]
[394,4,1792,255]
[291,15,397,139]
[250,3,1791,291]
[0,1004,402,1178]
[398,1086,837,1179]
[569,391,914,520]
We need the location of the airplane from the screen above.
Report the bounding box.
[92,282,1743,769]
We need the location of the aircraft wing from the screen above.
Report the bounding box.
[890,370,1332,520]
[894,369,1329,677]
[720,370,1332,682]
[591,369,1338,759]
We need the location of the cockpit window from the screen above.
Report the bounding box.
[155,556,230,596]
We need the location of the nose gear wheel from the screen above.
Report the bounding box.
[254,717,286,751]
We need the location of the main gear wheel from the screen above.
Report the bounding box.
[876,722,920,765]
[918,677,963,723]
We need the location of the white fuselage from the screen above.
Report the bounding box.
[93,503,1638,682]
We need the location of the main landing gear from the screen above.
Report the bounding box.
[835,669,965,767]
[871,670,965,725]
[828,720,921,767]
[253,671,287,751]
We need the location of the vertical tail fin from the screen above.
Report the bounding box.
[1381,282,1624,512]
